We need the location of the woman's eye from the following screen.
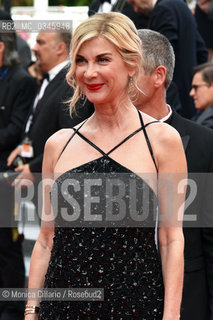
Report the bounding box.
[98,57,109,63]
[76,57,86,64]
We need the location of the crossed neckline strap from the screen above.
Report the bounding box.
[73,125,144,156]
[59,110,159,171]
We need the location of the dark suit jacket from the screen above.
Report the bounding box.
[167,110,213,320]
[0,65,37,171]
[148,0,208,119]
[193,105,213,129]
[88,0,149,29]
[166,81,182,113]
[26,67,94,173]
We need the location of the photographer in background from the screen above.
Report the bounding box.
[0,9,32,68]
[0,31,36,320]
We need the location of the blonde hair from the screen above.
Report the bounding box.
[66,12,142,113]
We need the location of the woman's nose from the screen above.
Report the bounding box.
[84,63,98,79]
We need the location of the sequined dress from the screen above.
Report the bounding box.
[39,111,164,320]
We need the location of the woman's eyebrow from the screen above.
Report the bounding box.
[76,52,112,59]
[97,53,112,57]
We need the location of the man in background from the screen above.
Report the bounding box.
[134,28,213,320]
[0,9,31,67]
[197,0,213,19]
[190,62,213,129]
[127,0,208,119]
[8,29,93,178]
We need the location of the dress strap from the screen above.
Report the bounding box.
[138,111,159,172]
[57,119,88,162]
[73,130,106,156]
[106,127,143,156]
[58,111,159,171]
[144,120,160,128]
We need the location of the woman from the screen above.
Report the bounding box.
[25,12,186,320]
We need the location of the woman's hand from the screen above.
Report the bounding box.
[25,313,39,320]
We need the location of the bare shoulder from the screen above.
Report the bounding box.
[43,128,74,171]
[141,111,182,146]
[140,112,186,172]
[43,119,89,171]
[45,128,74,152]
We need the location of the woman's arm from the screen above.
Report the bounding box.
[24,138,56,319]
[159,228,184,320]
[156,124,187,320]
[24,227,54,319]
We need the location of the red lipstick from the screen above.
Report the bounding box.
[86,83,103,91]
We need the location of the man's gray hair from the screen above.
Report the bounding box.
[57,30,72,52]
[138,29,175,88]
[0,32,20,67]
[40,26,72,53]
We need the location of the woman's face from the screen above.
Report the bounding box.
[75,36,133,106]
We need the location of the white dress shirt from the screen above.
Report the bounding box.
[160,104,172,122]
[98,0,117,13]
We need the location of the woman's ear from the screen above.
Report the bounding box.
[128,64,138,79]
[153,65,167,88]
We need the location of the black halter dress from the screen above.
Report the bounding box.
[39,111,164,320]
